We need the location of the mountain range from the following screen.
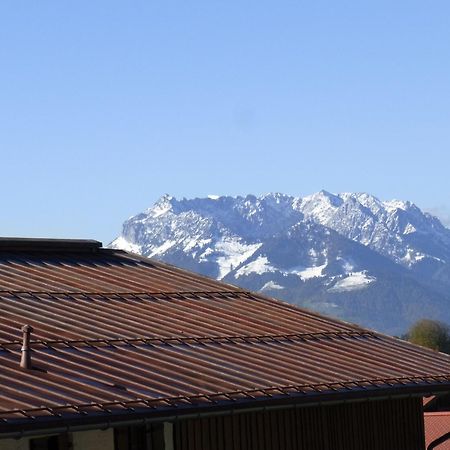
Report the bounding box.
[110,191,450,335]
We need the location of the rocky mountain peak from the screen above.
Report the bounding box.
[110,192,450,335]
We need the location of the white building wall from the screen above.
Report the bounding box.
[72,429,114,450]
[0,428,115,450]
[163,422,173,450]
[0,423,174,450]
[0,438,30,450]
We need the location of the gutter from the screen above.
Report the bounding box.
[1,390,447,441]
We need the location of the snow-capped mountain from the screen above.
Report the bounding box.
[110,192,450,335]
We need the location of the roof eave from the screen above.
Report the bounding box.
[1,382,449,440]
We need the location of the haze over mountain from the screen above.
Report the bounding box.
[110,192,450,335]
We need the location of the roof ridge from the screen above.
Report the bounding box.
[0,238,102,252]
[0,330,376,348]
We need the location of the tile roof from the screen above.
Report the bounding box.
[424,412,450,449]
[0,239,449,434]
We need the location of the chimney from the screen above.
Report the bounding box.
[20,325,34,370]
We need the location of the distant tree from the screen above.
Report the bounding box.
[406,319,450,353]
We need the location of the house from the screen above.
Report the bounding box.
[0,238,449,450]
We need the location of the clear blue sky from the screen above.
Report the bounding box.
[1,1,449,243]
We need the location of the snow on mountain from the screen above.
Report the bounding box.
[296,191,450,269]
[110,191,450,334]
[215,239,262,279]
[328,271,376,293]
[112,193,302,280]
[235,255,276,278]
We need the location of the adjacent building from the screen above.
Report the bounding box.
[0,238,449,450]
[424,395,450,449]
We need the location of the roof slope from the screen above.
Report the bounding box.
[0,239,449,434]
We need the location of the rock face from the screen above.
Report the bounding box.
[110,192,450,335]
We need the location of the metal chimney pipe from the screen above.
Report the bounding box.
[20,325,33,370]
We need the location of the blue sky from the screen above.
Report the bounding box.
[1,1,449,243]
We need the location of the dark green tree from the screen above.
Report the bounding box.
[406,319,450,353]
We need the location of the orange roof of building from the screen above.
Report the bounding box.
[425,412,450,449]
